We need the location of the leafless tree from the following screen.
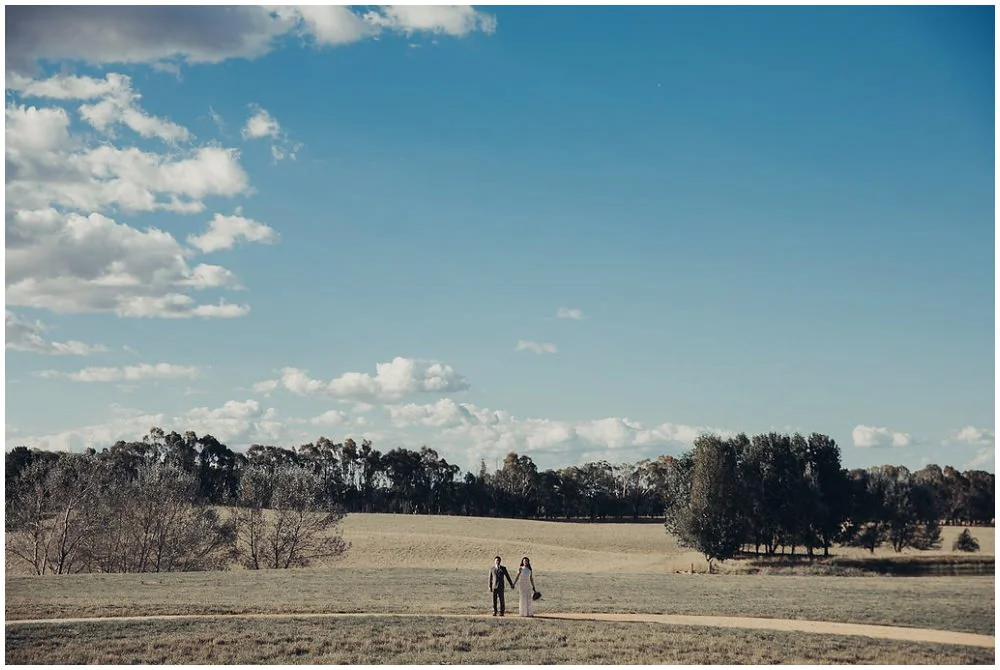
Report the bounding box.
[234,464,349,569]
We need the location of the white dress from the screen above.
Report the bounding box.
[516,567,535,617]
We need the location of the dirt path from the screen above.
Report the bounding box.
[5,611,993,649]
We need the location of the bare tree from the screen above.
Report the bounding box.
[234,464,349,569]
[6,455,100,575]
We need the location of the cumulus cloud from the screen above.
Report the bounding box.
[556,307,584,320]
[516,340,558,355]
[310,409,350,426]
[9,72,191,143]
[242,104,281,139]
[253,379,280,394]
[5,103,73,157]
[240,104,302,162]
[187,213,278,253]
[6,310,108,355]
[7,6,498,76]
[6,210,252,317]
[80,97,191,145]
[5,118,249,214]
[11,399,290,452]
[852,424,912,449]
[5,73,261,320]
[9,409,169,452]
[306,409,370,429]
[387,398,478,428]
[363,6,498,37]
[385,398,725,467]
[7,71,127,99]
[949,426,995,447]
[39,362,200,382]
[257,357,471,402]
[186,400,286,443]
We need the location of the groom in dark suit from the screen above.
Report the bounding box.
[489,555,514,616]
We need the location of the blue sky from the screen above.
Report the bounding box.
[5,5,995,473]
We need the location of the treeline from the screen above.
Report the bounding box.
[661,433,994,570]
[5,428,994,575]
[5,431,349,575]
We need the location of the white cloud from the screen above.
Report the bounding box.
[185,400,285,442]
[179,264,242,289]
[114,295,250,319]
[7,6,497,76]
[556,307,584,320]
[9,72,192,143]
[5,104,73,156]
[6,210,251,318]
[269,142,303,163]
[950,426,995,447]
[253,379,280,394]
[852,424,912,449]
[259,357,471,402]
[388,398,477,428]
[80,97,191,143]
[187,213,278,253]
[13,399,289,452]
[6,310,108,355]
[40,362,200,382]
[963,448,995,471]
[516,340,558,354]
[310,410,349,426]
[242,104,281,140]
[6,109,250,214]
[329,357,470,400]
[11,410,169,452]
[240,104,301,161]
[308,409,369,429]
[384,398,725,467]
[282,5,377,46]
[7,71,127,99]
[363,6,498,37]
[271,368,329,396]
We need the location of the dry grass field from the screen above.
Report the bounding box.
[334,513,995,570]
[5,514,996,664]
[6,617,994,665]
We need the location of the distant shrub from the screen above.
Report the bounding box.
[952,528,980,553]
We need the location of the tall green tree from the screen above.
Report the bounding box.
[665,435,745,572]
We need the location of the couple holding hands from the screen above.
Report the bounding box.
[489,555,540,617]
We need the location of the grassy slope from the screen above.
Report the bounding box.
[7,512,994,576]
[5,514,995,664]
[332,513,995,572]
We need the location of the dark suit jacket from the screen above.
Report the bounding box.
[489,565,513,591]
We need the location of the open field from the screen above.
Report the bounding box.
[6,616,995,664]
[7,513,993,576]
[331,513,996,573]
[6,514,995,664]
[7,566,995,634]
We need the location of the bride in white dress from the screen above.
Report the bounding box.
[512,556,537,617]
